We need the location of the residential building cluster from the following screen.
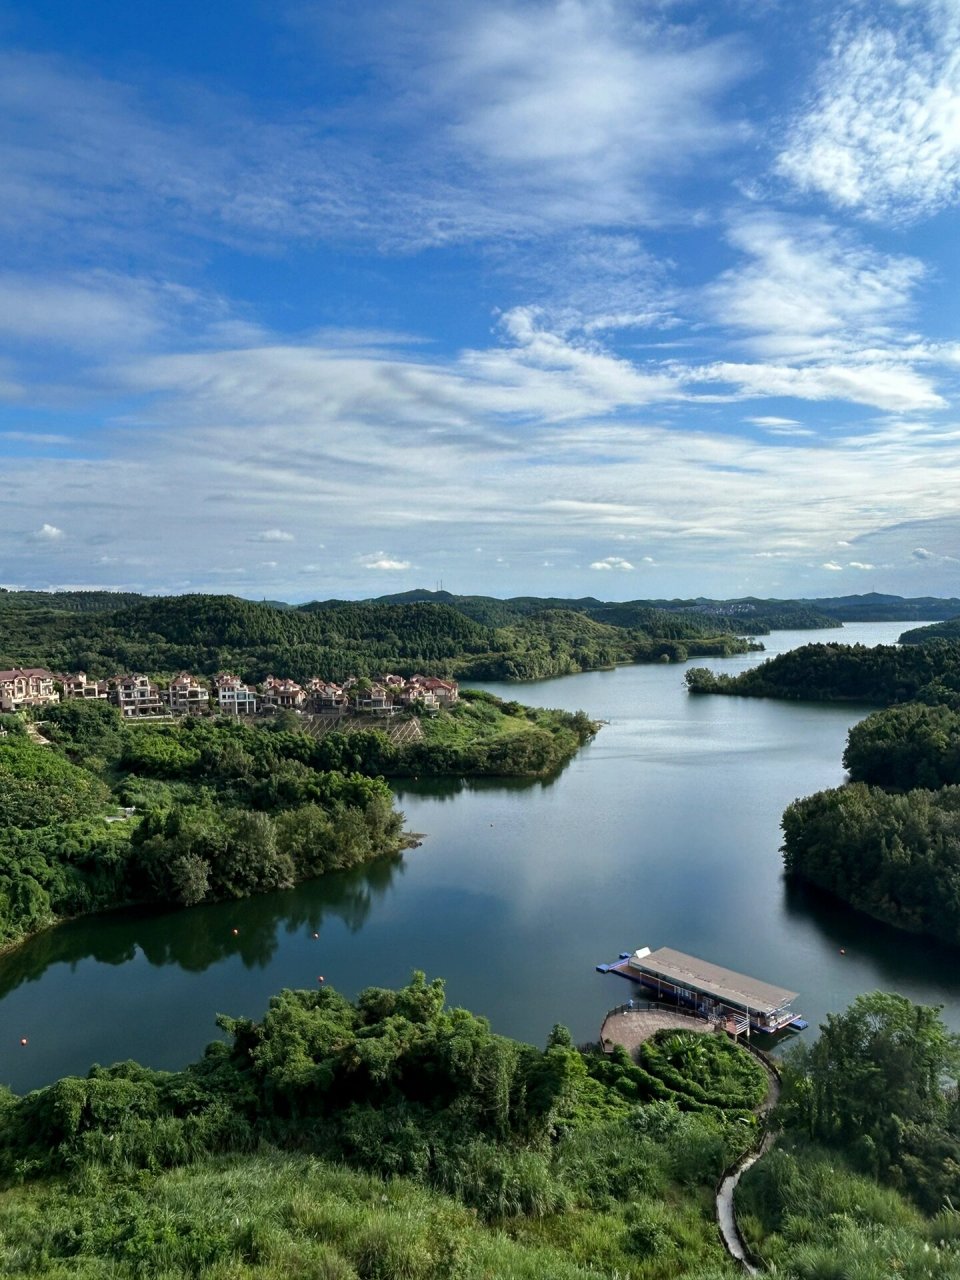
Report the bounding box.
[0,665,458,718]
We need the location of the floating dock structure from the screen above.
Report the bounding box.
[597,946,807,1034]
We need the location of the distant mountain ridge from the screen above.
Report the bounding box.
[4,586,958,622]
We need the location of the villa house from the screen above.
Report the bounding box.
[59,672,109,701]
[167,672,210,715]
[111,674,165,718]
[403,675,459,706]
[419,677,459,705]
[306,679,348,711]
[214,673,258,715]
[0,667,60,712]
[353,682,394,713]
[260,675,306,710]
[395,683,439,710]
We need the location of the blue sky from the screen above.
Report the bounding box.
[3,0,960,601]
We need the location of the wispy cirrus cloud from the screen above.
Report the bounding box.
[706,213,925,360]
[0,271,214,352]
[0,3,755,268]
[687,359,944,413]
[776,1,960,222]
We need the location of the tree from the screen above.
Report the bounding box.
[780,991,960,1198]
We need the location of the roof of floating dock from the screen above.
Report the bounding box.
[629,947,798,1014]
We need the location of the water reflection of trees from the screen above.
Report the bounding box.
[782,879,960,990]
[393,766,569,804]
[0,856,403,1001]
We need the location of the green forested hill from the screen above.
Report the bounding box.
[366,589,839,634]
[899,617,960,645]
[686,640,960,705]
[0,588,144,613]
[0,592,750,681]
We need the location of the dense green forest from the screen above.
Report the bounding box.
[685,632,960,944]
[685,640,960,704]
[781,782,960,944]
[368,588,960,630]
[0,703,401,950]
[0,978,955,1277]
[5,587,959,685]
[358,589,840,635]
[900,616,960,645]
[0,592,752,683]
[0,693,594,949]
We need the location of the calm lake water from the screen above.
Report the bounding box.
[4,621,959,1095]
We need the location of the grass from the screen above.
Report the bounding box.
[0,1152,739,1279]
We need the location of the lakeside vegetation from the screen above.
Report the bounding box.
[0,978,956,1277]
[741,991,960,1273]
[685,639,960,704]
[0,690,595,950]
[685,634,960,945]
[900,617,960,644]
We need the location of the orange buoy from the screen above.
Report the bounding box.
[19,1037,27,1047]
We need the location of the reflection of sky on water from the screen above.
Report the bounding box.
[2,621,957,1095]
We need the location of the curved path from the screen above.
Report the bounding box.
[715,1050,781,1274]
[599,1004,780,1274]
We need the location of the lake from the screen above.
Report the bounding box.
[4,621,959,1094]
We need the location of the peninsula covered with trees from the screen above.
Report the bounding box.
[686,628,960,944]
[0,684,596,950]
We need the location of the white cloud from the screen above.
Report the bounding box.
[32,523,64,541]
[744,416,801,428]
[821,561,843,571]
[777,4,960,221]
[359,552,412,571]
[912,545,960,564]
[689,360,944,413]
[0,5,754,267]
[0,272,199,351]
[431,1,750,222]
[6,312,960,598]
[589,556,634,571]
[848,561,874,570]
[251,529,294,543]
[706,213,925,361]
